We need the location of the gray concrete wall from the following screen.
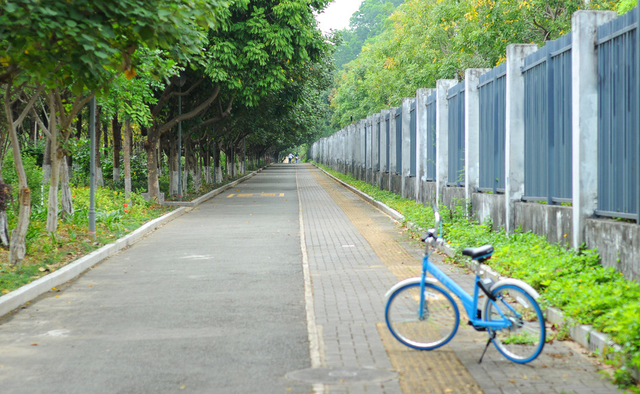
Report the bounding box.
[418,182,437,206]
[514,203,573,247]
[391,174,403,195]
[471,193,506,231]
[442,187,466,212]
[586,219,640,281]
[403,179,417,202]
[381,173,390,191]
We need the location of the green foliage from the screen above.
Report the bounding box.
[315,162,640,388]
[618,0,638,14]
[2,148,45,213]
[0,0,229,91]
[333,0,404,69]
[329,0,620,128]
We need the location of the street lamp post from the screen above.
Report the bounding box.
[177,73,187,200]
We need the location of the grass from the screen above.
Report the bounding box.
[315,162,640,392]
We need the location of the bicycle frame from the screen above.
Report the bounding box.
[418,249,512,330]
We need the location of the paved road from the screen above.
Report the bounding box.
[0,165,310,394]
[0,164,620,393]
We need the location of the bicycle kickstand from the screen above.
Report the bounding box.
[478,332,496,364]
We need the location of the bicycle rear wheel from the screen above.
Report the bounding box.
[484,284,545,363]
[385,283,459,350]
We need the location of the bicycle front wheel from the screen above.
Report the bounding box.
[484,284,546,363]
[385,283,459,350]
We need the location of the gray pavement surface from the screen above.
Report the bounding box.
[0,165,309,394]
[0,163,621,394]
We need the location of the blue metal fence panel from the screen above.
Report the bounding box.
[447,81,465,186]
[478,63,506,193]
[410,101,417,176]
[522,33,573,203]
[597,9,639,221]
[395,107,402,174]
[426,92,437,180]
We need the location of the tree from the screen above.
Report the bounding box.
[0,0,228,264]
[141,0,331,199]
[333,0,404,69]
[329,0,620,129]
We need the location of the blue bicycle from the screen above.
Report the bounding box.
[385,209,545,364]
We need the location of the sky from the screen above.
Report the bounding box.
[315,0,364,33]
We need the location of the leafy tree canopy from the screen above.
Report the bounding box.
[329,0,621,129]
[333,0,404,69]
[0,0,229,92]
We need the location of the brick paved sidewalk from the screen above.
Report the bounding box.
[296,164,618,394]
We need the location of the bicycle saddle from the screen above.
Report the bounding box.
[462,245,494,260]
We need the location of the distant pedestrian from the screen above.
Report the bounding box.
[295,153,299,163]
[288,153,294,163]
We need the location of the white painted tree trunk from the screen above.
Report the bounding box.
[204,166,211,184]
[0,211,9,247]
[46,153,61,233]
[45,92,60,234]
[60,157,74,219]
[124,119,132,202]
[193,168,201,192]
[5,86,39,265]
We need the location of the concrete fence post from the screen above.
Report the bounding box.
[349,123,356,177]
[366,115,373,184]
[380,109,391,190]
[505,44,538,234]
[372,113,381,185]
[388,107,400,189]
[435,79,458,205]
[465,68,491,204]
[402,97,415,198]
[571,10,617,249]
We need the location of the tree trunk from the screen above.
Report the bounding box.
[193,153,201,191]
[60,156,74,219]
[182,141,189,193]
[112,116,122,182]
[169,134,178,196]
[0,165,10,247]
[95,118,104,187]
[45,92,60,234]
[124,119,132,202]
[226,146,234,178]
[204,143,211,184]
[213,141,222,183]
[46,152,61,233]
[144,129,161,201]
[42,138,51,183]
[239,139,246,175]
[5,90,34,265]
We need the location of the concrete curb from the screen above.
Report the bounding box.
[314,164,634,377]
[0,169,262,318]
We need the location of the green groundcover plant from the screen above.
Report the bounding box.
[316,163,640,391]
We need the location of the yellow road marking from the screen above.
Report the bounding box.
[227,194,235,198]
[237,194,253,197]
[261,193,276,197]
